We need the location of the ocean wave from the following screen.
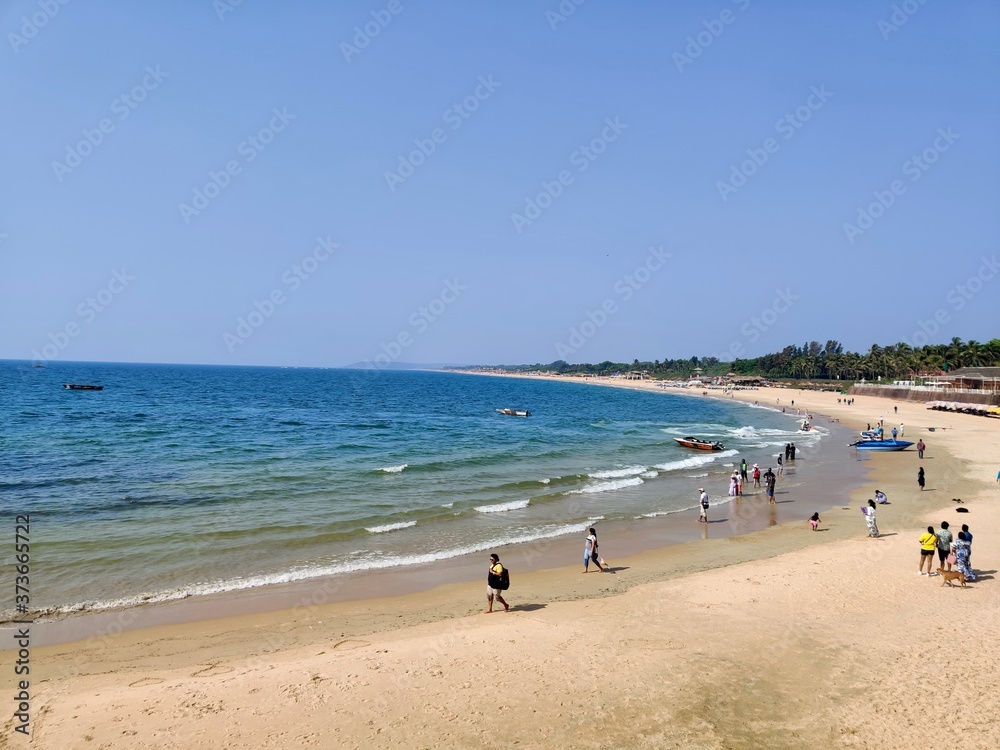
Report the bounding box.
[686,472,709,478]
[570,477,644,495]
[33,521,599,617]
[731,426,759,438]
[475,499,530,513]
[640,471,659,479]
[377,464,408,473]
[639,506,696,519]
[365,521,417,533]
[654,448,738,473]
[588,465,648,479]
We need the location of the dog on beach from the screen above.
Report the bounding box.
[936,568,966,588]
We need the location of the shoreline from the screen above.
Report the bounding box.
[12,379,1000,748]
[19,372,864,647]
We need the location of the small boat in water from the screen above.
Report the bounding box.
[496,408,530,417]
[63,384,104,391]
[850,439,913,451]
[673,436,725,451]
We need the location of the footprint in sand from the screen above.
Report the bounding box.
[333,639,370,650]
[192,665,234,678]
[129,677,164,688]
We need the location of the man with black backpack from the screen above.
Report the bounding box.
[486,553,510,613]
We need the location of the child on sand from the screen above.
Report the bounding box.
[809,512,820,531]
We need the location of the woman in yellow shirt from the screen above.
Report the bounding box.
[918,526,937,576]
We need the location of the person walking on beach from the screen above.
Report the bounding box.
[862,499,879,538]
[765,473,776,504]
[918,526,937,575]
[698,488,709,523]
[583,529,604,573]
[917,439,926,459]
[935,521,954,571]
[486,554,509,612]
[918,466,926,491]
[776,454,783,476]
[952,531,976,581]
[894,405,898,415]
[809,512,820,531]
[891,427,898,441]
[899,423,904,436]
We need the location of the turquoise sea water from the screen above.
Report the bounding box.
[1,362,833,616]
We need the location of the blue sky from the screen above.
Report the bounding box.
[1,0,998,367]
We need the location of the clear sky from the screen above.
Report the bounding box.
[2,0,998,368]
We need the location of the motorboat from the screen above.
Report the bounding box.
[63,384,104,391]
[849,439,913,451]
[496,408,530,417]
[673,437,725,451]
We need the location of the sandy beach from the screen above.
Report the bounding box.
[7,381,999,749]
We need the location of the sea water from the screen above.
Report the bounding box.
[0,362,836,616]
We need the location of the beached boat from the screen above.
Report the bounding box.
[63,384,104,391]
[849,439,913,451]
[673,437,725,451]
[496,408,530,417]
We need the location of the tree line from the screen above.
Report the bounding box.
[486,338,1000,382]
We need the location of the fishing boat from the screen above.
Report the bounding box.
[849,439,913,451]
[496,408,530,417]
[673,437,725,451]
[63,384,104,391]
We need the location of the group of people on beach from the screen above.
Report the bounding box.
[706,455,782,523]
[919,521,976,581]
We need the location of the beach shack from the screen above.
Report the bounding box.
[925,367,1000,395]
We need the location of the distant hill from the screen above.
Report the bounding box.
[340,361,474,371]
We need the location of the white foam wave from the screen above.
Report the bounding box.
[539,478,551,484]
[378,464,408,473]
[687,472,709,478]
[640,471,659,479]
[571,477,644,494]
[475,499,530,513]
[441,502,454,508]
[365,521,417,533]
[654,448,738,473]
[41,521,600,616]
[588,465,648,479]
[732,426,759,438]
